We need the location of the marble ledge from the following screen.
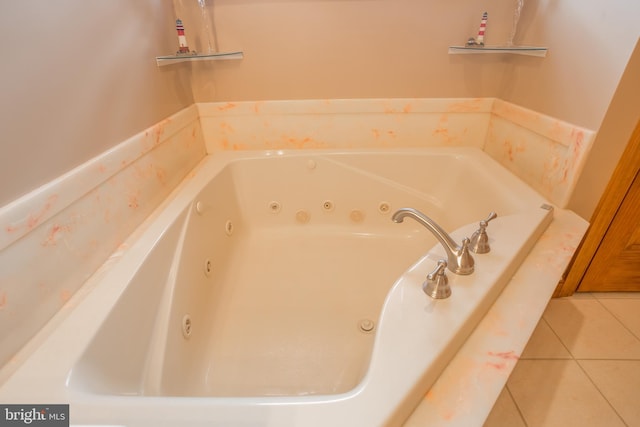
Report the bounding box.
[0,105,201,252]
[197,98,495,117]
[403,208,588,426]
[491,99,592,149]
[196,98,496,153]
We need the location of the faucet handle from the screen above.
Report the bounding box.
[480,211,498,227]
[470,211,497,254]
[423,259,451,299]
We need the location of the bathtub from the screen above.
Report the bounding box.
[0,147,553,426]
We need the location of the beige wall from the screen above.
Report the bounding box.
[2,1,639,220]
[190,0,639,219]
[191,0,518,102]
[0,1,193,207]
[193,0,639,131]
[499,0,640,129]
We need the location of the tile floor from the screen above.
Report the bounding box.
[483,292,640,427]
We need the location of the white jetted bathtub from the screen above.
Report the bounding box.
[0,148,553,426]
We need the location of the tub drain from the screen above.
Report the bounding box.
[358,319,375,333]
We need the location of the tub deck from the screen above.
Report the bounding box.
[0,148,584,427]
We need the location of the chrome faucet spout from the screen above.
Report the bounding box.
[392,207,474,275]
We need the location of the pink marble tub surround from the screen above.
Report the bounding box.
[198,98,595,208]
[0,104,206,371]
[197,98,493,151]
[0,97,594,426]
[485,99,595,208]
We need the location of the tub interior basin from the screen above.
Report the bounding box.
[67,148,551,399]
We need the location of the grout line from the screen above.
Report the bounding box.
[519,356,574,361]
[575,359,630,427]
[593,297,640,343]
[506,384,529,427]
[540,316,576,359]
[575,357,640,361]
[592,292,640,300]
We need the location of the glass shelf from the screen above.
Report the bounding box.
[156,51,244,66]
[448,45,547,57]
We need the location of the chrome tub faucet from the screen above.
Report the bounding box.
[392,207,475,275]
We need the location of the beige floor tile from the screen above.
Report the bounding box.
[521,318,572,359]
[483,387,526,427]
[592,292,640,299]
[543,298,640,359]
[579,360,640,427]
[507,360,625,427]
[599,298,640,338]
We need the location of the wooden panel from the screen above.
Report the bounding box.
[578,172,640,291]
